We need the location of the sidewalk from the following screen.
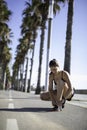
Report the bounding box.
[67,94,87,108]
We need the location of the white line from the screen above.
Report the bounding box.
[7,92,19,130]
[6,119,19,130]
[8,103,14,109]
[9,98,13,101]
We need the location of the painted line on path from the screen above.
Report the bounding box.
[6,94,19,130]
[8,103,14,109]
[6,119,19,130]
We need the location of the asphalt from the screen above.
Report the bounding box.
[0,90,87,109]
[67,93,87,108]
[0,90,87,130]
[31,91,87,109]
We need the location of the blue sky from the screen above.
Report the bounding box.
[6,0,87,89]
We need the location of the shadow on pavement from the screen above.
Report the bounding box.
[0,107,53,112]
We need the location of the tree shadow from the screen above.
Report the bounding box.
[0,107,52,113]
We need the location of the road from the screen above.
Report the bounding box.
[0,90,87,130]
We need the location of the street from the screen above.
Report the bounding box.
[0,90,87,130]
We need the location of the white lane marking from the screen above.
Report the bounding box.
[6,119,19,130]
[8,103,14,109]
[7,91,19,130]
[9,98,13,101]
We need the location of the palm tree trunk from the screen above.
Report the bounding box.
[35,26,45,94]
[45,18,52,91]
[28,40,35,92]
[64,0,74,74]
[3,72,6,90]
[24,57,29,92]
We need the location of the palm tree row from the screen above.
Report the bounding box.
[12,0,41,91]
[12,0,65,92]
[0,0,12,89]
[12,0,74,94]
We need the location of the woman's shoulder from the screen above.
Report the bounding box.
[60,70,69,75]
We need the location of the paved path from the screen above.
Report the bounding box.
[67,94,87,108]
[0,90,87,130]
[31,91,87,108]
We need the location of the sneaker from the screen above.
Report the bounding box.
[58,106,62,112]
[62,98,66,108]
[52,105,58,111]
[52,105,62,112]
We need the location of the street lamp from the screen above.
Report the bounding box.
[45,0,54,91]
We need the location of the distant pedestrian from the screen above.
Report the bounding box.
[40,59,75,111]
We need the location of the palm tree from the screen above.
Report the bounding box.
[0,0,11,22]
[64,0,74,73]
[28,31,37,92]
[35,1,49,94]
[0,0,12,89]
[12,0,65,93]
[12,60,19,90]
[20,0,42,92]
[12,37,29,90]
[5,66,11,89]
[35,0,65,94]
[0,25,12,62]
[1,46,12,89]
[0,26,12,89]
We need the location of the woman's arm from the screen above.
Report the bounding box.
[62,71,73,99]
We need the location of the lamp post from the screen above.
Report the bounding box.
[45,0,54,91]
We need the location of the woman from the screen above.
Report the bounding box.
[48,59,74,111]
